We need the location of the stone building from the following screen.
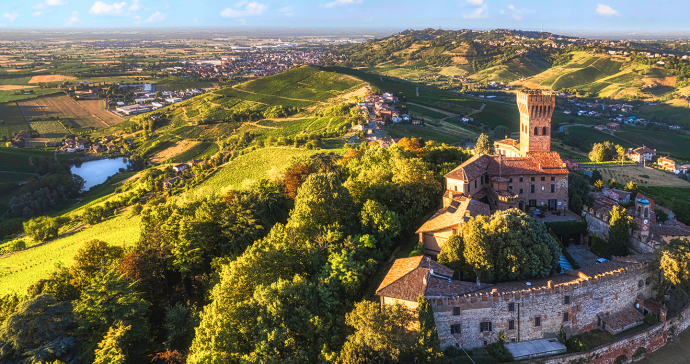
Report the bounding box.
[416,90,569,256]
[376,255,657,350]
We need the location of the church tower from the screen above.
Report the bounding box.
[517,90,555,157]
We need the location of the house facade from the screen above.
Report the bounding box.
[626,146,656,163]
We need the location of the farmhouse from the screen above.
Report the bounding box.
[173,163,189,173]
[626,146,656,163]
[606,122,620,131]
[417,91,569,255]
[116,104,156,115]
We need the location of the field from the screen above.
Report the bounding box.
[581,165,690,187]
[0,88,61,103]
[549,58,623,90]
[617,129,690,161]
[17,94,120,129]
[28,75,77,83]
[186,147,338,201]
[150,139,202,163]
[28,120,70,139]
[0,213,141,295]
[0,147,58,173]
[566,126,634,148]
[0,102,30,139]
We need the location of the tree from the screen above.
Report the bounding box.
[463,209,561,282]
[475,133,491,155]
[0,294,79,364]
[288,172,356,240]
[594,179,603,191]
[164,304,200,352]
[282,163,315,200]
[492,125,510,140]
[590,169,603,184]
[608,206,631,256]
[397,137,424,151]
[417,297,442,361]
[93,322,130,364]
[437,235,472,279]
[589,141,624,162]
[336,301,418,364]
[23,216,58,241]
[654,238,690,296]
[82,206,105,225]
[70,239,124,290]
[608,179,617,189]
[655,208,670,223]
[360,200,401,250]
[568,173,590,214]
[624,181,639,196]
[75,271,149,363]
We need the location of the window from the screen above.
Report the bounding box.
[452,229,458,235]
[529,199,537,207]
[475,180,477,189]
[551,184,555,193]
[508,185,513,191]
[508,320,515,330]
[531,177,535,182]
[531,185,535,193]
[508,303,515,312]
[534,317,541,327]
[564,296,570,305]
[519,188,524,194]
[454,185,458,192]
[519,177,524,182]
[480,322,492,332]
[638,280,644,288]
[509,178,513,183]
[646,277,651,285]
[541,177,545,181]
[563,312,569,322]
[453,307,461,316]
[551,176,555,181]
[543,126,548,136]
[534,127,539,135]
[451,324,461,335]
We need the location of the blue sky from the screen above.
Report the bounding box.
[1,0,689,33]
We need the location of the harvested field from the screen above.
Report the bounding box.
[28,75,76,83]
[582,165,690,187]
[18,94,121,128]
[31,69,48,73]
[150,139,200,163]
[0,85,36,91]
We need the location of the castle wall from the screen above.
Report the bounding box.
[430,263,653,350]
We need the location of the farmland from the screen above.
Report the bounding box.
[582,165,690,187]
[0,102,30,139]
[17,94,121,129]
[0,147,56,173]
[28,120,70,139]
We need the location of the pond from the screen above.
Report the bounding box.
[71,157,130,191]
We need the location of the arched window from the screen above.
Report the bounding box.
[637,206,641,215]
[542,127,548,136]
[644,208,649,218]
[534,127,539,135]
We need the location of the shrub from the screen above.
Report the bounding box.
[408,242,423,257]
[567,337,589,352]
[443,346,460,357]
[487,342,513,362]
[633,347,647,358]
[591,234,607,256]
[614,354,628,364]
[644,314,658,325]
[470,347,488,356]
[23,216,59,242]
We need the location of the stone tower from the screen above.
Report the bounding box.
[517,90,555,157]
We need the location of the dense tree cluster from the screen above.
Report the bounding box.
[8,174,85,217]
[589,141,626,162]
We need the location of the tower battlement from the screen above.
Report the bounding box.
[517,90,555,156]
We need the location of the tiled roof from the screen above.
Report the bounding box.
[650,224,690,237]
[425,275,487,297]
[602,307,643,331]
[375,256,455,302]
[415,197,490,233]
[445,152,568,183]
[633,146,655,155]
[495,138,518,146]
[643,299,662,316]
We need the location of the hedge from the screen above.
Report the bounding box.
[546,221,588,236]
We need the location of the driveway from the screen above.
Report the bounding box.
[566,245,601,267]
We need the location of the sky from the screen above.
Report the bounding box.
[1,0,690,33]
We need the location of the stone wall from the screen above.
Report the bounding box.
[522,305,690,364]
[431,263,653,350]
[584,209,610,240]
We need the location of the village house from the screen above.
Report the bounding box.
[163,176,183,190]
[564,158,579,170]
[594,125,608,132]
[626,146,656,163]
[606,122,620,131]
[173,163,189,173]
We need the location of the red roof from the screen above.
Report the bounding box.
[416,194,490,233]
[445,152,568,183]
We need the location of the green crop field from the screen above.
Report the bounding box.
[550,59,622,90]
[254,118,318,139]
[0,88,61,103]
[29,120,70,139]
[0,102,28,125]
[0,77,31,86]
[0,213,141,295]
[187,147,338,201]
[567,126,634,148]
[168,142,214,163]
[617,130,690,160]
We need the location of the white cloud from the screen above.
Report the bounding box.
[221,2,266,17]
[508,5,515,10]
[46,0,65,5]
[133,15,141,22]
[278,6,294,17]
[34,3,46,9]
[128,0,140,11]
[467,0,483,4]
[89,1,127,15]
[462,5,487,19]
[324,0,362,8]
[144,11,166,22]
[64,11,80,25]
[33,11,42,17]
[3,13,19,23]
[596,4,618,16]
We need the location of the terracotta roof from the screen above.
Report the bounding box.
[415,197,490,233]
[633,146,655,155]
[375,256,455,302]
[425,275,488,297]
[445,152,568,183]
[601,307,643,331]
[643,299,662,315]
[650,224,690,237]
[495,138,518,146]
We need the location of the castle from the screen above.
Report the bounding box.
[416,90,569,256]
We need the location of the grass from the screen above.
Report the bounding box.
[168,142,213,163]
[637,185,690,225]
[185,147,339,201]
[551,59,622,90]
[0,88,61,103]
[0,213,141,295]
[582,165,690,188]
[567,126,634,148]
[29,120,69,139]
[0,147,55,173]
[617,129,690,160]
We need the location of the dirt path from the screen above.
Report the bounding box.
[339,85,369,100]
[324,117,333,130]
[466,103,486,116]
[303,119,317,132]
[245,122,278,129]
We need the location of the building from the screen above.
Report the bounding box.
[594,125,608,132]
[163,176,183,189]
[564,158,579,170]
[606,122,620,131]
[626,146,656,163]
[173,163,189,173]
[417,91,569,256]
[376,255,656,350]
[116,104,155,115]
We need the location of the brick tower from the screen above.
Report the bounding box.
[517,90,555,157]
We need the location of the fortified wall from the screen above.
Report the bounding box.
[431,261,653,349]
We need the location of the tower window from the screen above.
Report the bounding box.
[543,127,548,136]
[534,127,539,135]
[535,317,541,327]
